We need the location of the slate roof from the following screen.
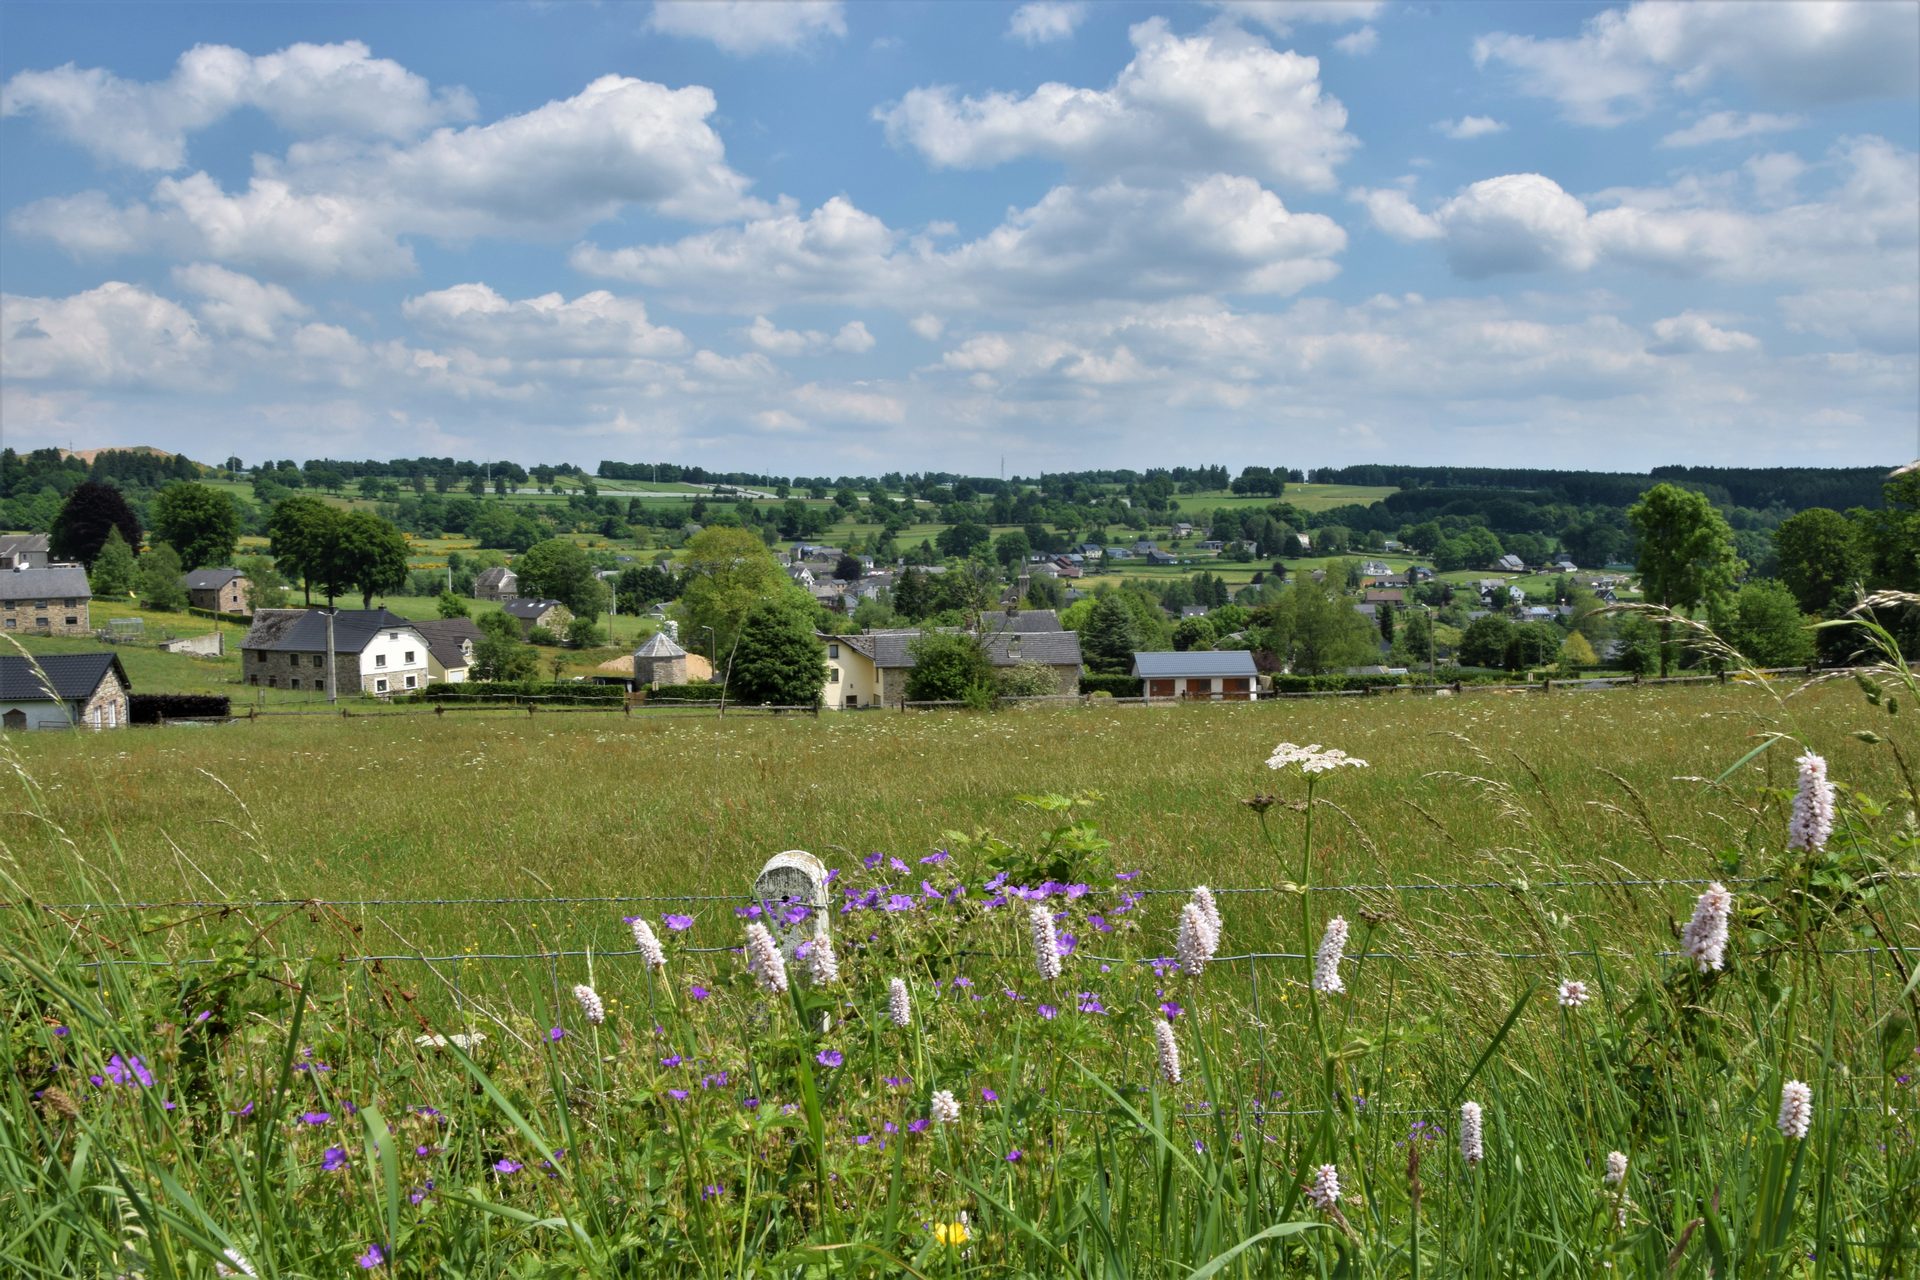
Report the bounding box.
[474,566,516,588]
[0,565,91,602]
[241,608,419,655]
[1131,650,1259,678]
[0,533,49,558]
[183,567,245,591]
[978,609,1063,633]
[503,598,567,620]
[414,618,483,670]
[830,628,1082,669]
[634,630,686,658]
[0,652,128,702]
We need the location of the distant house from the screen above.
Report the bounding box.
[0,565,92,636]
[0,534,50,570]
[1361,561,1393,577]
[503,598,573,636]
[1363,588,1406,606]
[978,609,1064,633]
[0,652,131,730]
[240,608,431,697]
[633,630,690,685]
[1145,550,1179,566]
[1495,554,1526,572]
[788,565,817,589]
[1132,650,1259,701]
[1179,605,1211,619]
[1105,547,1133,560]
[473,566,517,601]
[415,617,483,683]
[183,567,251,615]
[818,627,1082,709]
[1170,522,1195,538]
[1198,540,1225,551]
[1550,558,1578,574]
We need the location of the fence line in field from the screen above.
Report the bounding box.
[24,870,1917,915]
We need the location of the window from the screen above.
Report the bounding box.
[289,678,301,690]
[35,617,49,628]
[268,677,278,688]
[404,675,417,689]
[405,650,415,664]
[375,654,387,668]
[829,667,840,683]
[65,616,78,627]
[375,678,388,693]
[248,674,258,686]
[828,644,840,659]
[388,632,399,641]
[313,655,324,668]
[4,618,14,630]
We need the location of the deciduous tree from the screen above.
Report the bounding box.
[50,480,143,567]
[727,596,827,705]
[149,482,241,570]
[1628,483,1741,675]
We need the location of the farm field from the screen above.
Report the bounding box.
[5,674,1916,1274]
[1170,484,1397,516]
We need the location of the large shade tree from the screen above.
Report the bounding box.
[49,480,143,567]
[727,596,827,705]
[1627,483,1742,675]
[149,482,241,570]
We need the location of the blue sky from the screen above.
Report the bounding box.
[2,0,1915,474]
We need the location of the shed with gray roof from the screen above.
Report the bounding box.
[1131,650,1259,701]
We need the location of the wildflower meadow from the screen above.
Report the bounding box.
[3,613,1918,1277]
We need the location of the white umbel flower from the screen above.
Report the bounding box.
[1305,1162,1341,1211]
[888,977,912,1028]
[1777,1079,1813,1139]
[1787,752,1835,852]
[1680,882,1732,973]
[1459,1100,1484,1166]
[572,984,605,1025]
[1268,742,1369,774]
[1604,1150,1628,1187]
[1190,885,1223,948]
[1557,979,1590,1008]
[1029,903,1062,981]
[930,1089,961,1124]
[1153,1018,1182,1085]
[806,934,840,986]
[744,922,789,995]
[631,918,667,971]
[1176,903,1214,976]
[1313,916,1349,994]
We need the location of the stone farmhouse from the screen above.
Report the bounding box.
[240,608,432,697]
[473,566,518,601]
[183,567,251,614]
[819,612,1082,709]
[0,652,131,730]
[0,565,92,636]
[503,598,573,636]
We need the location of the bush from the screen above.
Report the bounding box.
[410,681,624,704]
[645,682,724,702]
[1266,673,1404,695]
[1079,673,1143,697]
[128,693,231,725]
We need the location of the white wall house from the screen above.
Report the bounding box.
[359,625,431,697]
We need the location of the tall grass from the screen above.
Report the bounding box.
[2,630,1915,1276]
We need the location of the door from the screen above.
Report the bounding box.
[1148,679,1175,699]
[1223,677,1250,701]
[2,709,25,730]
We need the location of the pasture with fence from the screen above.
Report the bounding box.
[3,637,1916,1276]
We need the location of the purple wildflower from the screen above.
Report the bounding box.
[663,913,694,931]
[816,1049,844,1068]
[322,1147,349,1172]
[300,1111,330,1126]
[493,1158,522,1174]
[1037,1003,1058,1020]
[689,984,710,1001]
[981,1087,999,1102]
[548,1027,565,1042]
[1006,1149,1024,1163]
[668,1089,690,1100]
[908,1117,930,1133]
[357,1244,386,1269]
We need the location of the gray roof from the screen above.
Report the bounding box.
[1131,650,1258,678]
[474,566,516,587]
[503,598,567,620]
[183,567,245,591]
[978,609,1063,633]
[241,608,421,655]
[634,630,686,658]
[413,617,483,670]
[0,565,91,602]
[0,534,49,555]
[829,627,1082,670]
[0,652,128,702]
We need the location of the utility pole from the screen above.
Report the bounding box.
[325,607,338,704]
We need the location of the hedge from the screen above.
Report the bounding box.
[129,693,232,725]
[1079,673,1143,697]
[410,681,626,704]
[643,683,726,702]
[1266,673,1404,695]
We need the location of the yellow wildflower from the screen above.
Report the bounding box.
[933,1220,968,1247]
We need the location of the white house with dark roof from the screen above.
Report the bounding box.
[1132,650,1259,701]
[240,608,431,697]
[0,652,131,729]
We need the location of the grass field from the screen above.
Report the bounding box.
[5,634,1914,1275]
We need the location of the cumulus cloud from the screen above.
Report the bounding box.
[1474,0,1920,126]
[909,313,945,340]
[793,382,905,424]
[1,283,209,387]
[1435,115,1507,140]
[578,175,1346,310]
[832,320,876,353]
[10,74,761,276]
[171,263,308,341]
[1355,136,1918,282]
[0,41,474,170]
[401,284,688,357]
[1659,110,1803,148]
[647,1,845,55]
[1649,312,1761,354]
[1008,2,1086,45]
[876,18,1356,191]
[1781,283,1920,353]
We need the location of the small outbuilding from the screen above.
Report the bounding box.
[633,630,689,685]
[1131,650,1259,701]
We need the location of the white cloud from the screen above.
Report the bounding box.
[1008,2,1086,45]
[741,314,818,356]
[171,263,308,341]
[1781,283,1920,353]
[1659,110,1804,148]
[1357,137,1918,283]
[1435,115,1507,140]
[832,320,876,353]
[578,175,1346,309]
[792,382,905,424]
[877,17,1356,191]
[1,282,209,387]
[1210,2,1383,35]
[647,1,846,55]
[11,74,761,276]
[0,41,474,170]
[1745,152,1807,203]
[1333,27,1379,56]
[1649,312,1761,354]
[401,284,688,358]
[909,313,945,340]
[1474,1,1920,126]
